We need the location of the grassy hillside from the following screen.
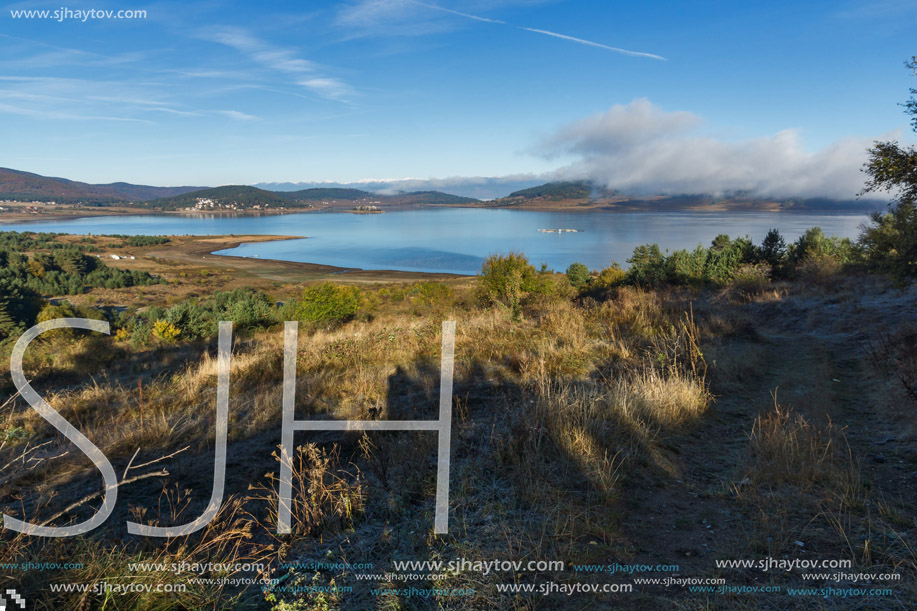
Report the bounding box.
[1,226,915,609]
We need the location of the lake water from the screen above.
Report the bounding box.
[0,208,869,275]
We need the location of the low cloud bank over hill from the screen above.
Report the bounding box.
[538,98,891,200]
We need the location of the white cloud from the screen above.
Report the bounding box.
[0,101,153,123]
[540,98,878,199]
[214,110,259,121]
[298,78,354,101]
[336,0,454,36]
[197,26,353,101]
[257,173,543,199]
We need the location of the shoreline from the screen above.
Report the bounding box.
[0,206,320,225]
[144,234,470,283]
[0,201,882,226]
[446,202,881,215]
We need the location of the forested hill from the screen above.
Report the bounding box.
[506,181,598,200]
[142,186,301,210]
[278,188,479,206]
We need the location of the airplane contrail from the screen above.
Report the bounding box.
[520,27,666,60]
[413,2,666,61]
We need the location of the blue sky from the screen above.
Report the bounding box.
[1,0,914,198]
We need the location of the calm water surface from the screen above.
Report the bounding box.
[0,208,868,275]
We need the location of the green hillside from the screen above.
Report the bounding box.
[507,181,596,200]
[143,186,300,210]
[389,191,479,205]
[279,188,479,206]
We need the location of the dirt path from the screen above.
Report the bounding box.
[618,286,917,605]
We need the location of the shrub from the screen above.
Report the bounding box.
[129,322,153,348]
[730,264,772,301]
[210,289,277,333]
[796,256,843,287]
[164,301,214,340]
[287,283,363,328]
[859,202,917,285]
[702,236,754,285]
[626,244,667,287]
[153,320,181,342]
[480,252,539,317]
[593,263,627,291]
[145,306,166,323]
[53,249,96,276]
[858,58,917,285]
[666,246,707,285]
[528,264,574,300]
[408,282,454,315]
[27,259,46,278]
[758,228,787,269]
[788,227,856,268]
[565,262,590,289]
[36,303,78,340]
[0,278,43,341]
[150,289,280,341]
[122,235,170,247]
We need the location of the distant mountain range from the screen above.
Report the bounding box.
[281,188,477,205]
[0,167,203,205]
[256,176,544,200]
[0,168,886,213]
[142,185,479,210]
[0,168,480,210]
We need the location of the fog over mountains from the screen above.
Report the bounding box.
[255,175,545,201]
[0,165,887,212]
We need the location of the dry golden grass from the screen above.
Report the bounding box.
[18,274,894,609]
[745,402,855,491]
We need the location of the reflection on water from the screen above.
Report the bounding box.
[0,208,868,275]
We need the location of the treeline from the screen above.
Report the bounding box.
[0,231,169,252]
[1,217,911,348]
[85,281,452,348]
[0,243,163,341]
[0,231,78,252]
[104,235,171,248]
[116,284,366,348]
[618,227,855,289]
[477,223,908,319]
